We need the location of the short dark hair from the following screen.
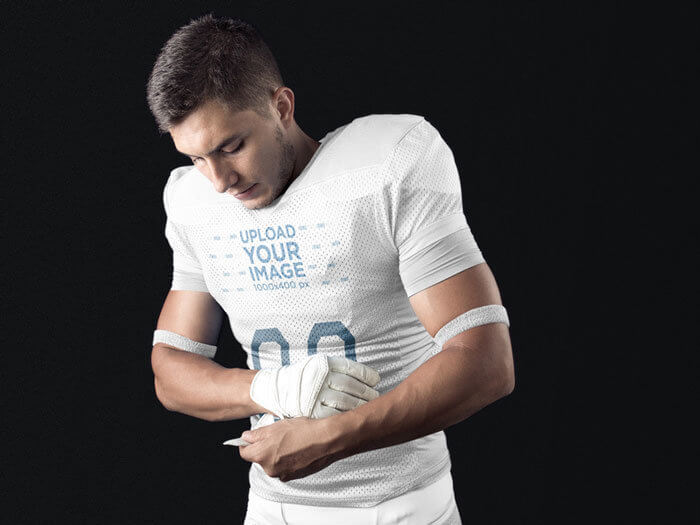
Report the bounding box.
[146,13,284,134]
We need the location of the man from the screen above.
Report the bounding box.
[147,13,514,525]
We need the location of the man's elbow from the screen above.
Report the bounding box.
[498,363,515,398]
[491,351,515,400]
[151,346,177,412]
[153,376,176,412]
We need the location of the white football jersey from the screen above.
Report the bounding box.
[161,114,486,507]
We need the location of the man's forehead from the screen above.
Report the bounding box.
[170,104,259,157]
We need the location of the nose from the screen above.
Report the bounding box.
[207,158,238,193]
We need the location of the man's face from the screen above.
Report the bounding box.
[169,98,296,210]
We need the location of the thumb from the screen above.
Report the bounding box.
[243,412,279,442]
[241,429,259,443]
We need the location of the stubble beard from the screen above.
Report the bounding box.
[252,125,296,210]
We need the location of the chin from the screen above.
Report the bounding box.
[248,191,280,210]
[246,197,270,210]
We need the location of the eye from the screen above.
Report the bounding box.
[223,141,244,154]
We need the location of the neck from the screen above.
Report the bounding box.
[291,130,321,180]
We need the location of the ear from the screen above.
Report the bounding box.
[273,86,295,126]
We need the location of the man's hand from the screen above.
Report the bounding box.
[238,417,339,482]
[249,354,381,419]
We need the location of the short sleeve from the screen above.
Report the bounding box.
[377,118,485,296]
[163,172,209,292]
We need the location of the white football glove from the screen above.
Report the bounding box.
[249,354,381,420]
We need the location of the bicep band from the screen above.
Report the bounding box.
[433,304,510,348]
[152,329,217,359]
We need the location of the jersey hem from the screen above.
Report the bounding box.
[248,450,451,508]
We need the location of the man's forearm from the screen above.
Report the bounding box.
[151,344,265,422]
[325,324,514,459]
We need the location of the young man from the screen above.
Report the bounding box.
[147,14,514,525]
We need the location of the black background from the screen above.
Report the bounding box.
[3,2,696,524]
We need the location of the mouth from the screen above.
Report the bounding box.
[233,183,257,200]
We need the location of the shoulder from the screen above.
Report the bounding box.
[346,113,426,145]
[316,114,427,172]
[346,113,427,162]
[376,114,459,190]
[162,165,221,222]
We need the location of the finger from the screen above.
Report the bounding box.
[241,429,261,443]
[311,403,342,419]
[319,388,370,411]
[327,356,380,386]
[238,443,256,462]
[326,371,380,401]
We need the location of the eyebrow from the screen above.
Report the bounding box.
[175,133,242,158]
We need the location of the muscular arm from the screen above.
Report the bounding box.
[151,290,266,422]
[326,262,514,457]
[239,262,514,480]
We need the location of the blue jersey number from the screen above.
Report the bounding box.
[251,321,356,370]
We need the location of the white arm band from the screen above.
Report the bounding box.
[433,304,510,348]
[152,329,217,359]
